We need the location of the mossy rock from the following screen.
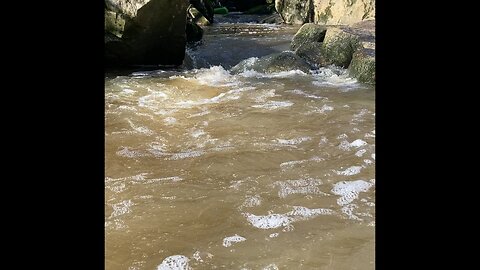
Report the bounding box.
[320,28,360,68]
[190,0,214,23]
[295,42,327,67]
[231,51,312,74]
[348,48,375,84]
[105,11,126,38]
[291,23,327,51]
[189,7,211,26]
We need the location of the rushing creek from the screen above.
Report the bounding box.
[105,14,375,270]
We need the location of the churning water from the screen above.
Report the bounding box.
[106,15,374,270]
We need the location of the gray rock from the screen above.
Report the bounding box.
[290,23,326,51]
[275,0,313,24]
[105,0,189,66]
[275,0,375,25]
[320,27,361,68]
[348,48,375,84]
[232,51,312,74]
[295,42,327,67]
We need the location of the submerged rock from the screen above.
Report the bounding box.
[290,23,326,51]
[231,51,312,74]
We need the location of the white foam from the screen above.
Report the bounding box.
[144,176,183,184]
[164,117,177,125]
[287,89,324,99]
[118,105,137,111]
[336,166,363,176]
[243,206,334,229]
[243,213,292,229]
[138,91,169,108]
[350,139,367,148]
[311,67,359,88]
[371,154,375,160]
[364,159,373,165]
[175,87,254,108]
[127,119,154,135]
[116,147,149,158]
[331,180,374,206]
[280,156,325,170]
[239,69,308,79]
[222,234,247,247]
[169,150,204,160]
[157,255,191,270]
[339,139,368,151]
[287,206,335,218]
[269,233,279,238]
[109,200,134,218]
[106,182,126,193]
[263,264,279,270]
[122,88,136,95]
[241,195,262,208]
[341,204,362,220]
[275,136,311,145]
[252,89,277,103]
[355,149,367,157]
[188,110,210,118]
[191,66,237,87]
[190,129,206,138]
[274,178,327,198]
[192,251,202,262]
[252,101,293,110]
[318,104,334,113]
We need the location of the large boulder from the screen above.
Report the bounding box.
[291,20,375,83]
[105,0,189,66]
[231,51,312,74]
[275,0,375,25]
[313,0,375,25]
[319,27,360,68]
[275,0,314,24]
[348,47,375,84]
[290,23,326,51]
[295,42,327,67]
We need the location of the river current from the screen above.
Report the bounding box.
[105,14,375,270]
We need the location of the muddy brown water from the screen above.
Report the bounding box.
[106,15,374,270]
